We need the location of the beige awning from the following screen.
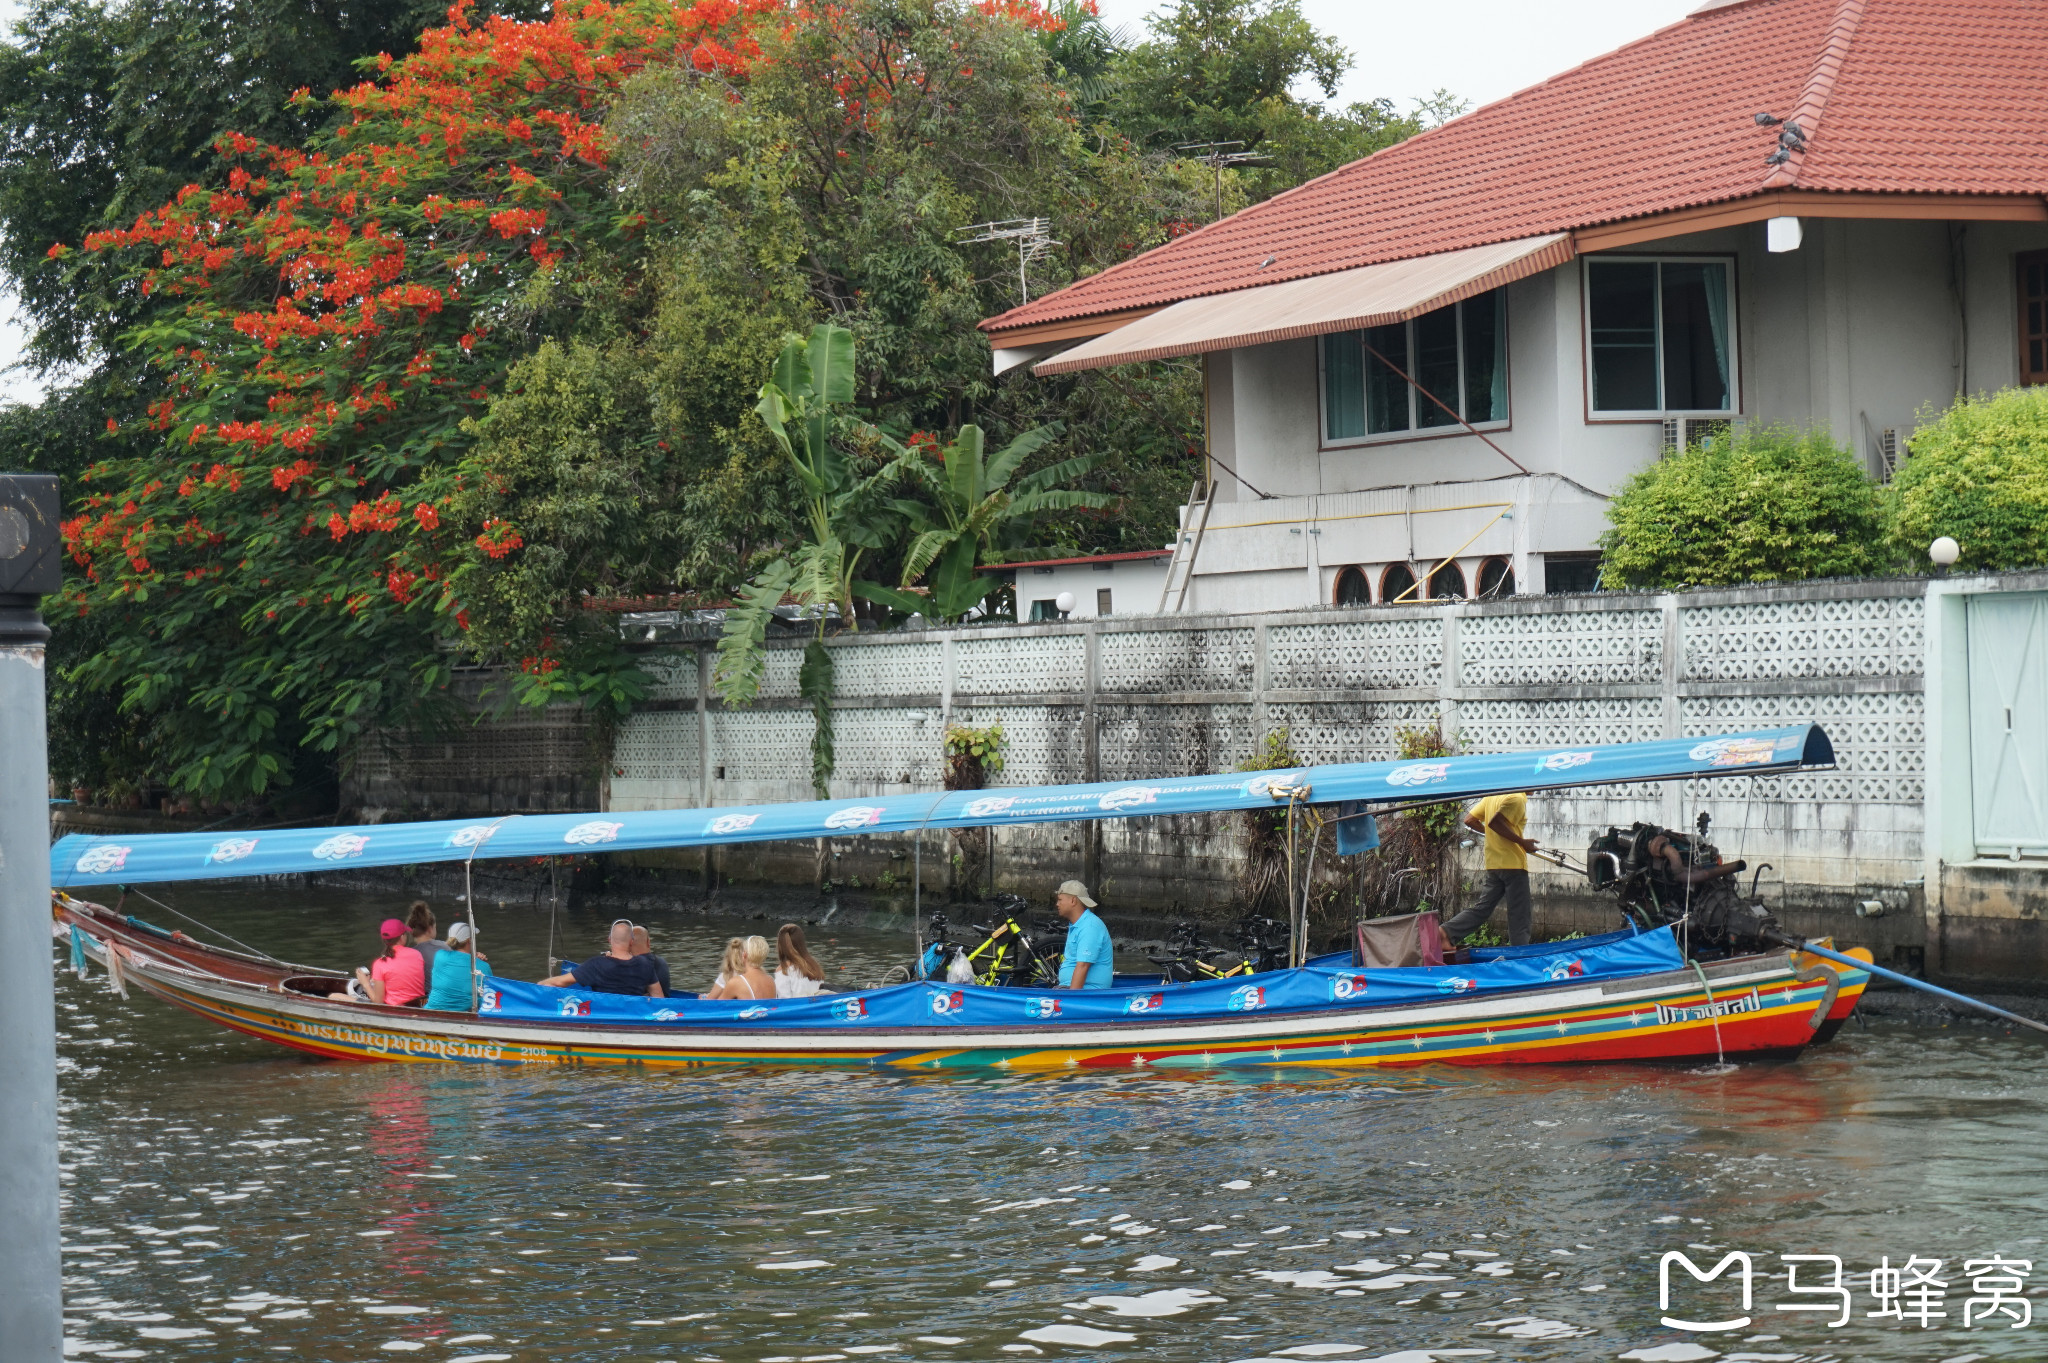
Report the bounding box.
[1034,233,1575,375]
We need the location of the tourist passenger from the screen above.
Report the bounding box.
[1443,791,1541,947]
[1054,880,1113,989]
[775,923,826,997]
[704,936,775,1001]
[536,920,666,997]
[353,918,427,1007]
[629,925,671,996]
[426,922,488,1012]
[406,900,443,973]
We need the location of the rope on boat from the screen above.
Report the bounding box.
[1684,957,1730,1069]
[120,886,282,963]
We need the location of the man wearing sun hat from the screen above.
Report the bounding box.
[1054,881,1113,989]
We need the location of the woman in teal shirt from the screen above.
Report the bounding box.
[426,922,487,1011]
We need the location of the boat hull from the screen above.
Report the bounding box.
[57,899,1870,1072]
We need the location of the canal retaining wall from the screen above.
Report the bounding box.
[345,571,2048,988]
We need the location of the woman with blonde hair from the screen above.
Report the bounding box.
[705,936,775,1001]
[775,923,826,998]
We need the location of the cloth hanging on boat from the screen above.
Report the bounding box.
[475,926,1687,1030]
[70,924,89,979]
[1354,911,1446,968]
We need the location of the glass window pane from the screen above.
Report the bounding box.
[1589,261,1659,411]
[1660,262,1730,411]
[1323,331,1366,439]
[1462,289,1506,423]
[1364,322,1410,434]
[1414,305,1460,428]
[1380,563,1417,604]
[1429,562,1467,600]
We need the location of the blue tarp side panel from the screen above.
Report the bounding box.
[480,927,1688,1029]
[49,725,1832,888]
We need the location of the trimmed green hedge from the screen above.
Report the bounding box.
[1599,425,1892,589]
[1887,386,2048,572]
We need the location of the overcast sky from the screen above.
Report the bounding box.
[0,0,1699,408]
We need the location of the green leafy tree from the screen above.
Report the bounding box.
[1599,425,1893,589]
[871,425,1112,621]
[1887,386,2048,572]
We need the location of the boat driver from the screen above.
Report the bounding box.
[1055,881,1113,989]
[1443,791,1541,947]
[537,920,667,997]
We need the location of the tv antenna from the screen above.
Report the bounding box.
[1174,140,1273,221]
[955,217,1062,304]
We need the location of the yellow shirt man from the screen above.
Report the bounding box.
[1466,792,1533,871]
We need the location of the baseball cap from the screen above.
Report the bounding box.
[445,922,475,945]
[1057,880,1097,908]
[378,918,407,940]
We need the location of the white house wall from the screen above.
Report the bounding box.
[1186,215,2048,614]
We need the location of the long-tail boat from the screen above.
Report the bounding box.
[49,725,1875,1071]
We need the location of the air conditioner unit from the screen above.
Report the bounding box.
[1661,416,1735,455]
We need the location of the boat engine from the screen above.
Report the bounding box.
[1586,815,1781,957]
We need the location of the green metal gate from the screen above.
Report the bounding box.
[1969,592,2048,858]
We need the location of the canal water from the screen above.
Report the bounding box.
[54,886,2048,1362]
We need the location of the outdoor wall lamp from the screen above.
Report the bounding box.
[1766,216,1802,252]
[1929,536,1960,570]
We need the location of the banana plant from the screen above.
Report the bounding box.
[860,424,1113,622]
[714,324,903,709]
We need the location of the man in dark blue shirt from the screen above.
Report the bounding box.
[538,921,666,997]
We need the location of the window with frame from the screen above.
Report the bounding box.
[1585,257,1735,414]
[2022,250,2048,386]
[1321,288,1507,441]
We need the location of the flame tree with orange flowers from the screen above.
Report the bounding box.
[56,0,778,797]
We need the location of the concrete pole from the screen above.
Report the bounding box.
[0,583,62,1357]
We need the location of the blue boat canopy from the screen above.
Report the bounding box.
[49,725,1833,888]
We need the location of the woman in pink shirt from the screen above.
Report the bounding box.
[354,918,427,1007]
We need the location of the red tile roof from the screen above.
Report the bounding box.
[984,0,2048,336]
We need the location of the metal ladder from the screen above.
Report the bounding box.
[1156,480,1213,614]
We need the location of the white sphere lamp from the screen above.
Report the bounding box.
[1054,591,1075,616]
[1929,536,1960,569]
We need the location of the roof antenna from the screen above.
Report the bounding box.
[1173,140,1274,222]
[955,218,1062,304]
